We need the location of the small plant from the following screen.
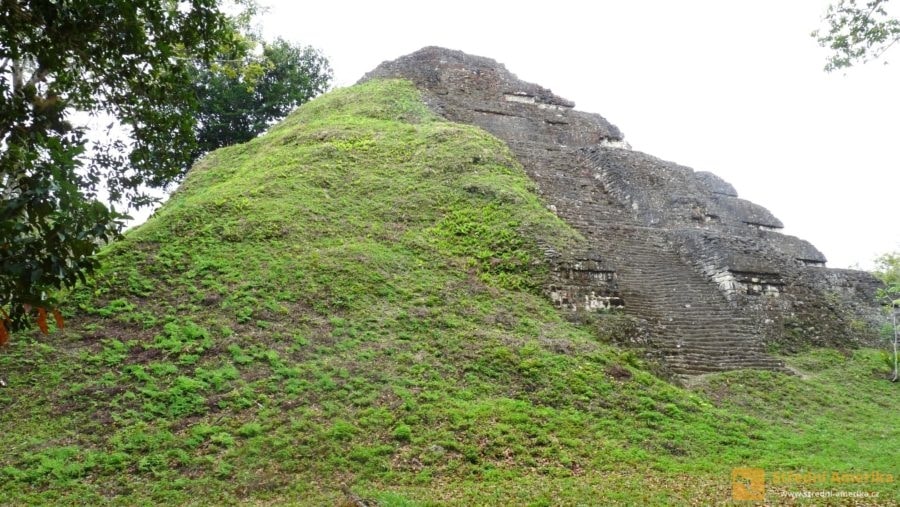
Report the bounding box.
[619,350,642,368]
[237,422,263,438]
[392,424,412,442]
[92,339,130,366]
[210,432,235,448]
[95,299,137,317]
[327,420,356,441]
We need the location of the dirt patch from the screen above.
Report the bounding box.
[127,346,165,364]
[605,363,632,381]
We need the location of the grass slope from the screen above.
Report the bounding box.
[0,80,896,505]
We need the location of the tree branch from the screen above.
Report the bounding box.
[25,66,50,89]
[872,34,900,59]
[11,59,23,92]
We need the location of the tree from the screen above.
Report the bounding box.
[873,252,899,381]
[874,252,900,296]
[814,0,900,71]
[190,38,331,166]
[0,1,236,337]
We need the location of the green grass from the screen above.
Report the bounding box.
[0,79,896,505]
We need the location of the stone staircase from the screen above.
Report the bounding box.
[515,144,785,375]
[595,226,785,374]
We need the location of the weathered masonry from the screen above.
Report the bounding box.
[363,47,884,375]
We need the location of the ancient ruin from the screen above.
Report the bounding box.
[363,47,884,375]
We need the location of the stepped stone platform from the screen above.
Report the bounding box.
[362,47,884,375]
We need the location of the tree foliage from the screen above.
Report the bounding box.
[873,251,900,304]
[814,0,900,71]
[1,1,234,332]
[873,252,899,381]
[190,38,332,165]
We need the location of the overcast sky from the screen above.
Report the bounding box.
[255,0,899,269]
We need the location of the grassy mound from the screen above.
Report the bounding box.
[0,80,896,505]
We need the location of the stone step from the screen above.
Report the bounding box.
[659,340,757,347]
[661,350,770,359]
[664,355,781,365]
[664,358,774,367]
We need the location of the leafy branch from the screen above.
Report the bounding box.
[813,0,900,71]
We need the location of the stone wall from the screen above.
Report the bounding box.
[544,249,622,312]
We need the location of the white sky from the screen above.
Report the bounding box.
[253,0,899,269]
